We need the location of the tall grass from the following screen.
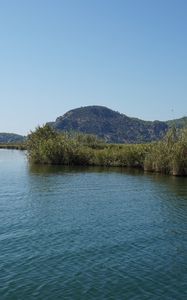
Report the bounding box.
[27,125,149,167]
[144,127,187,175]
[27,125,187,176]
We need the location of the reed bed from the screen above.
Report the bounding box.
[27,125,187,176]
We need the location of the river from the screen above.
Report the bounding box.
[0,149,187,299]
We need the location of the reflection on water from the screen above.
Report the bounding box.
[29,163,187,198]
[29,163,145,175]
[0,150,187,300]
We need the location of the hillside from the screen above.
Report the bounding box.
[0,133,25,144]
[166,116,187,129]
[48,105,180,143]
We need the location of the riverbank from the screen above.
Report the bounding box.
[26,125,187,176]
[0,143,26,150]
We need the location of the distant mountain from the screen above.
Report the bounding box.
[48,105,186,143]
[166,116,187,129]
[0,133,25,144]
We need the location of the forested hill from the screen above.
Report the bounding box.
[48,106,187,143]
[0,133,25,144]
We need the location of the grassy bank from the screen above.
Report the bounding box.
[0,143,26,150]
[27,125,187,176]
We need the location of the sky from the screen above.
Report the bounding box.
[0,0,187,135]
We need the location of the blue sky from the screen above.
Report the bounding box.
[0,0,186,135]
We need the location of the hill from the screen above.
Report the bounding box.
[48,105,185,143]
[0,133,25,144]
[166,116,187,129]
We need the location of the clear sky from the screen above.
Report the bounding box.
[0,0,186,135]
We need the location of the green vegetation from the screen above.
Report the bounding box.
[144,127,187,176]
[0,143,26,150]
[27,125,150,167]
[27,125,187,176]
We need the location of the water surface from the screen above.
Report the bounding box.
[0,150,187,299]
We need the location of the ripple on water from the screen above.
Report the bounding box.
[0,150,187,299]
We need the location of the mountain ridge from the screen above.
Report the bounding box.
[49,105,187,143]
[0,133,25,144]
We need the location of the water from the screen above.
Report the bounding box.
[0,149,187,299]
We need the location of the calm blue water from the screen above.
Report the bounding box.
[0,149,187,299]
